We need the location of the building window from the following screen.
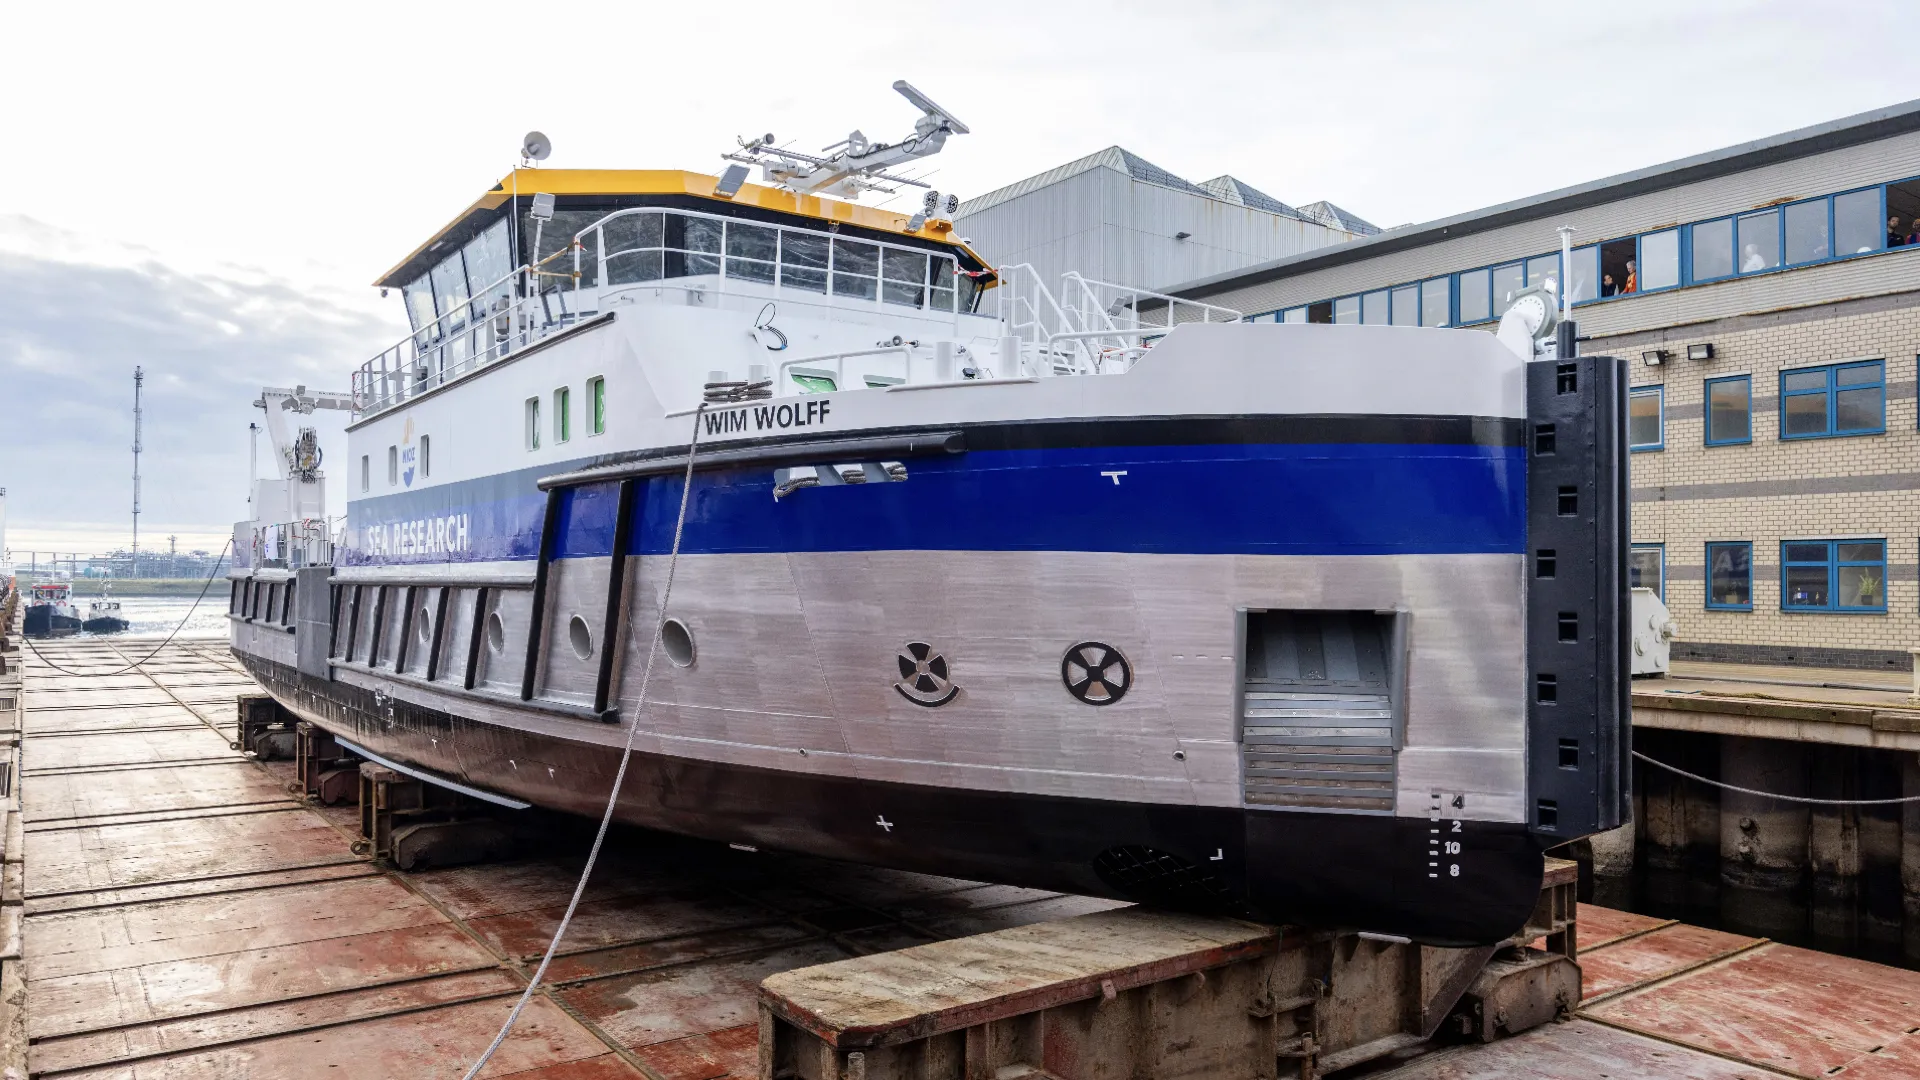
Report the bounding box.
[1705,543,1753,610]
[360,455,369,492]
[1779,359,1883,439]
[1705,540,1754,611]
[1691,218,1735,282]
[1599,237,1636,296]
[1628,386,1663,450]
[1306,300,1333,324]
[1389,284,1418,326]
[1333,296,1359,324]
[1629,545,1665,599]
[1491,262,1524,317]
[419,434,430,478]
[1361,289,1389,325]
[1457,269,1491,324]
[1738,209,1781,273]
[1891,178,1920,247]
[1705,375,1751,445]
[525,397,541,450]
[1835,187,1883,256]
[554,386,571,443]
[1782,539,1886,612]
[1567,245,1599,303]
[387,445,398,485]
[1640,229,1680,291]
[1419,278,1449,327]
[1280,307,1306,323]
[1525,253,1559,292]
[1784,198,1831,265]
[589,376,606,434]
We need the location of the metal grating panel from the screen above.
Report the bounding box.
[1240,611,1398,814]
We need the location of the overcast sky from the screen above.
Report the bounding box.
[0,0,1911,556]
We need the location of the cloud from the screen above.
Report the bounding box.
[0,221,403,555]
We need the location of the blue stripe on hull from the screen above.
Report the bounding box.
[343,442,1523,564]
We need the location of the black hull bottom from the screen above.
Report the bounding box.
[82,618,129,634]
[239,654,1547,945]
[24,610,81,638]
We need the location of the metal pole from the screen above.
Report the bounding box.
[1556,226,1578,361]
[131,366,144,575]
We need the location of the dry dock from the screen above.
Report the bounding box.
[11,634,1920,1078]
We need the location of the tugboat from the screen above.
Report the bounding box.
[83,588,130,634]
[226,83,1632,946]
[23,581,82,638]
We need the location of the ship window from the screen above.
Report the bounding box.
[401,276,437,335]
[790,368,837,393]
[419,434,430,478]
[524,209,605,289]
[929,257,957,312]
[664,213,721,277]
[831,239,879,300]
[429,252,470,328]
[588,376,606,435]
[604,212,665,284]
[883,249,929,308]
[725,222,778,284]
[554,386,571,443]
[387,446,398,485]
[780,233,829,293]
[1457,269,1491,323]
[461,218,513,314]
[525,397,541,450]
[360,455,369,492]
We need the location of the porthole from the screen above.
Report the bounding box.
[486,610,506,654]
[415,606,432,648]
[568,615,594,660]
[661,618,695,667]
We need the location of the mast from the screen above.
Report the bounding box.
[131,366,143,574]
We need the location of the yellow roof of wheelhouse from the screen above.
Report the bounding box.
[374,168,990,288]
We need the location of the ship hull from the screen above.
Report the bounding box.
[238,651,1545,944]
[24,606,81,638]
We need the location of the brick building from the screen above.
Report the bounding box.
[1163,100,1920,669]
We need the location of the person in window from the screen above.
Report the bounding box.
[1600,272,1618,297]
[1907,223,1920,246]
[1741,243,1768,272]
[1622,260,1637,294]
[1890,216,1906,247]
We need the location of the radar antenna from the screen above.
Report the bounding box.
[722,80,969,200]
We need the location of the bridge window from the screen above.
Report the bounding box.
[883,249,930,308]
[726,222,778,284]
[603,212,665,284]
[462,219,513,313]
[831,239,879,300]
[430,252,470,328]
[665,214,722,277]
[781,233,829,293]
[401,276,437,334]
[930,258,958,312]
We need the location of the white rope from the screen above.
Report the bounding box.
[1634,749,1920,806]
[460,405,709,1078]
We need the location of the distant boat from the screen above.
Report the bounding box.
[83,595,130,634]
[24,582,81,638]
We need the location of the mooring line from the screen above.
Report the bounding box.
[1634,749,1920,805]
[18,538,233,678]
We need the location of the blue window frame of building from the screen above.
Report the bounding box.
[1779,360,1884,439]
[1629,544,1665,599]
[1567,245,1599,303]
[1420,277,1449,327]
[1738,209,1781,273]
[1628,386,1664,451]
[1784,197,1832,265]
[1705,542,1753,611]
[1782,539,1886,613]
[1639,229,1681,291]
[1691,217,1735,283]
[1834,185,1885,257]
[1704,375,1752,445]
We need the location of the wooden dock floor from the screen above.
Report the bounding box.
[11,638,1920,1077]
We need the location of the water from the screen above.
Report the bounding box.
[80,593,230,639]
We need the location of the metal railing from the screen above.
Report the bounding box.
[251,518,335,570]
